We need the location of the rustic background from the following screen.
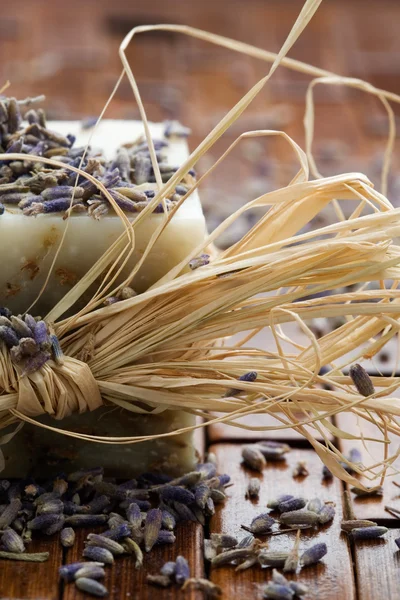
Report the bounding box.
[1,1,400,598]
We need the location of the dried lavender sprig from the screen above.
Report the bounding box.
[349,364,375,396]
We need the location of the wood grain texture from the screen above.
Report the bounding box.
[62,523,204,600]
[0,534,63,600]
[354,528,400,600]
[336,412,400,521]
[208,443,356,600]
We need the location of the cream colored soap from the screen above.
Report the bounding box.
[0,120,206,314]
[1,120,204,476]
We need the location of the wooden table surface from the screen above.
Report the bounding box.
[2,0,400,598]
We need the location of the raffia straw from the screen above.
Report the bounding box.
[1,0,400,488]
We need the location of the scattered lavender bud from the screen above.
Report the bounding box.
[350,486,383,497]
[160,561,176,577]
[0,325,19,348]
[147,574,173,588]
[242,513,275,534]
[189,254,210,270]
[267,495,294,510]
[258,550,290,568]
[102,522,131,540]
[196,462,218,480]
[279,510,320,527]
[322,465,333,480]
[1,528,25,553]
[7,98,21,133]
[60,527,75,548]
[210,489,226,504]
[173,501,198,522]
[74,565,106,580]
[194,483,211,509]
[211,547,254,567]
[349,447,362,464]
[175,555,190,585]
[65,515,108,528]
[210,533,238,549]
[278,497,306,513]
[75,577,108,597]
[50,334,64,365]
[306,497,324,513]
[164,120,191,138]
[241,445,266,472]
[59,562,105,583]
[159,486,195,505]
[33,320,48,345]
[161,509,176,531]
[80,495,110,515]
[86,533,125,555]
[156,530,176,545]
[83,546,114,565]
[349,364,375,396]
[351,526,388,540]
[237,535,255,548]
[0,498,22,528]
[227,371,258,397]
[123,537,143,568]
[317,504,335,524]
[341,519,377,532]
[44,516,65,535]
[257,441,290,461]
[37,499,64,515]
[300,542,328,567]
[289,581,308,597]
[246,478,261,499]
[395,538,400,549]
[144,508,162,552]
[126,502,142,529]
[263,583,294,600]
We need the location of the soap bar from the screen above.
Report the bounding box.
[0,120,206,314]
[0,119,205,476]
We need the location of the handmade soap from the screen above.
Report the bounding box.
[0,117,205,476]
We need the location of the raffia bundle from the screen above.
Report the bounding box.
[1,0,400,487]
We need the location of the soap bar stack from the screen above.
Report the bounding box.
[0,98,206,476]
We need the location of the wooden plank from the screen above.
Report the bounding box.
[62,522,203,600]
[354,528,400,600]
[0,534,63,600]
[336,412,400,521]
[208,443,356,600]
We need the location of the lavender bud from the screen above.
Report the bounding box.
[1,528,25,553]
[278,497,306,513]
[243,513,275,534]
[173,501,198,522]
[144,508,162,552]
[241,445,266,472]
[267,495,294,510]
[300,542,328,567]
[83,546,114,565]
[341,519,377,532]
[189,254,210,270]
[33,320,48,345]
[126,502,142,528]
[0,325,19,348]
[159,486,195,505]
[86,534,125,555]
[350,486,383,497]
[133,154,151,184]
[102,522,131,541]
[28,513,63,531]
[160,561,176,577]
[227,371,258,397]
[263,583,294,600]
[122,537,143,568]
[257,441,290,461]
[0,499,22,529]
[237,535,255,548]
[75,578,108,597]
[10,316,33,338]
[318,504,335,524]
[74,565,105,580]
[18,338,38,357]
[212,547,254,567]
[37,499,64,515]
[60,527,75,548]
[289,581,308,597]
[8,98,21,133]
[182,578,222,598]
[59,562,105,582]
[322,465,333,480]
[258,550,290,568]
[395,538,400,549]
[196,462,217,480]
[156,530,176,545]
[41,185,84,200]
[246,478,261,499]
[205,497,215,517]
[161,510,176,531]
[50,334,64,365]
[349,364,375,396]
[351,526,388,540]
[65,515,108,528]
[349,447,362,464]
[306,497,324,513]
[279,510,320,527]
[210,533,238,549]
[80,495,110,515]
[175,555,190,585]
